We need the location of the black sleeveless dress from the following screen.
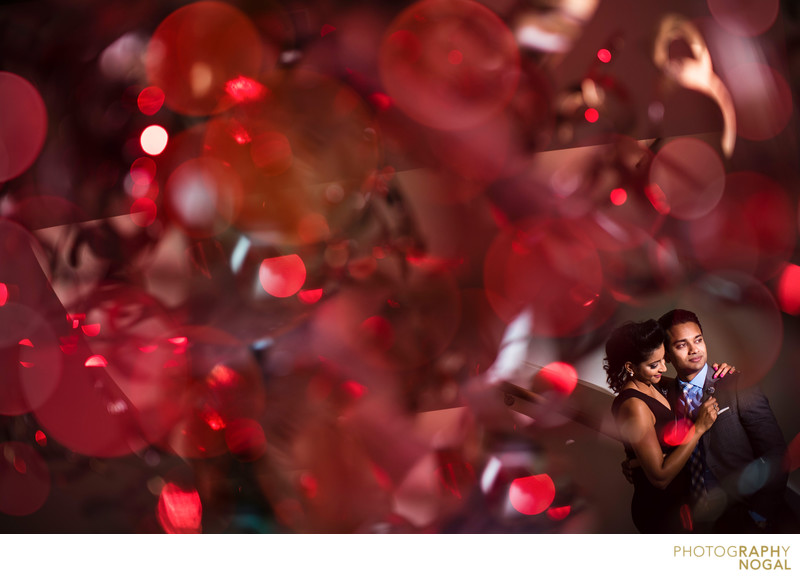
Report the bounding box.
[611,389,690,533]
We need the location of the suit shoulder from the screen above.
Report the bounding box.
[708,370,740,389]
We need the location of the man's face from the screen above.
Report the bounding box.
[664,321,707,380]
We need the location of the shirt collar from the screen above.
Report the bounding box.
[681,363,708,387]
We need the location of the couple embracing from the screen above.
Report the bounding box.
[605,309,788,533]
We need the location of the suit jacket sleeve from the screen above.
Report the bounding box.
[734,379,788,518]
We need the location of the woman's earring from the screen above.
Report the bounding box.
[628,371,634,377]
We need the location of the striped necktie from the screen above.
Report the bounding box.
[678,380,706,502]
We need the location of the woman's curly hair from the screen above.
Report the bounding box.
[603,319,665,393]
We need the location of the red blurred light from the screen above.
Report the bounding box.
[230,125,252,145]
[645,183,670,215]
[610,188,627,206]
[140,125,168,155]
[250,131,292,176]
[509,473,556,515]
[13,456,26,475]
[224,75,267,103]
[360,315,394,350]
[207,364,238,388]
[145,1,264,117]
[597,48,612,63]
[662,418,695,446]
[81,323,101,336]
[169,336,188,355]
[300,473,318,498]
[342,380,367,399]
[84,354,108,367]
[448,50,463,65]
[546,505,571,520]
[18,338,34,368]
[680,503,693,531]
[0,72,48,182]
[298,289,323,304]
[321,24,336,37]
[34,430,47,446]
[0,283,7,306]
[130,198,158,227]
[0,442,50,516]
[539,362,578,395]
[157,483,202,534]
[777,264,800,315]
[137,86,165,115]
[259,255,307,298]
[130,157,157,185]
[370,93,392,111]
[224,418,267,460]
[199,405,226,431]
[435,460,475,500]
[584,108,599,123]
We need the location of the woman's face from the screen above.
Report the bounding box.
[628,344,667,386]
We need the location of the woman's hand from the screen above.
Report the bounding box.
[695,396,719,434]
[712,362,736,378]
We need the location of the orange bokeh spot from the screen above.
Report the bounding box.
[538,362,578,395]
[662,418,695,446]
[157,483,202,534]
[137,86,165,115]
[610,188,627,206]
[777,264,800,315]
[140,125,169,155]
[509,473,556,515]
[259,255,307,298]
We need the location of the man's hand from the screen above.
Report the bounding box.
[712,362,737,378]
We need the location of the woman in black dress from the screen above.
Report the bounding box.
[605,320,718,533]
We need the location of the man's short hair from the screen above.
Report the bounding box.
[657,309,703,334]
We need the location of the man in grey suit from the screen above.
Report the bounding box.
[656,309,788,532]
